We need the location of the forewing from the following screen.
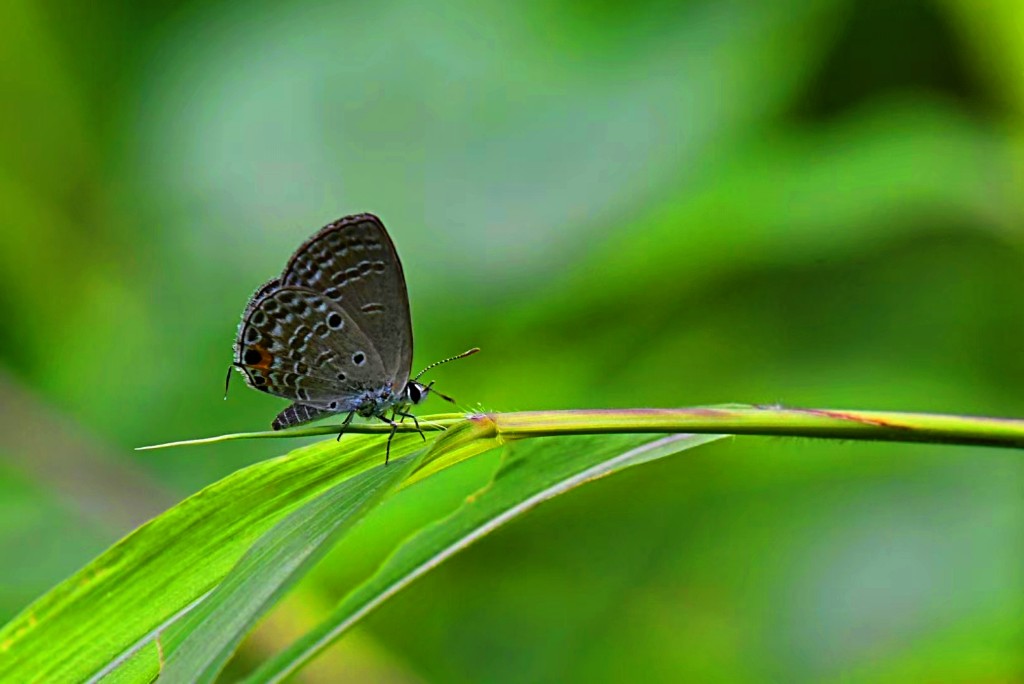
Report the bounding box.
[233,285,387,408]
[281,213,413,388]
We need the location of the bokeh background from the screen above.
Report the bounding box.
[3,0,1024,680]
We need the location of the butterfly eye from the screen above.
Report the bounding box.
[407,384,421,403]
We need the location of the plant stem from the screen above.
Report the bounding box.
[476,406,1024,448]
[138,405,1024,451]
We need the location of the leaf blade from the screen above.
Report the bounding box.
[0,432,414,683]
[155,418,501,683]
[248,432,725,681]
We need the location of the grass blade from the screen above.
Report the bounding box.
[247,432,725,681]
[155,419,500,683]
[4,405,1021,682]
[0,432,411,683]
[157,454,416,683]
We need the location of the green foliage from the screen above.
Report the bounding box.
[0,433,410,681]
[0,422,719,681]
[4,402,1023,680]
[248,433,724,682]
[3,0,1024,679]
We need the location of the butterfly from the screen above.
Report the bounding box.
[227,213,477,462]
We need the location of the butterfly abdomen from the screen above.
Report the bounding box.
[272,403,329,430]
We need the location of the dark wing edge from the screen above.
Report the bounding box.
[232,276,281,391]
[242,277,281,319]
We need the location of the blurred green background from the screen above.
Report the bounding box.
[2,0,1023,680]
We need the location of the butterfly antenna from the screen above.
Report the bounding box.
[413,347,480,382]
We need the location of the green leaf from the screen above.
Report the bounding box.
[0,431,418,682]
[158,454,413,683]
[3,405,1021,682]
[247,432,724,681]
[156,419,499,683]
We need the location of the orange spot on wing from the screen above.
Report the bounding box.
[250,345,273,370]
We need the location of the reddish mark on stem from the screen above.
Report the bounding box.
[800,409,906,429]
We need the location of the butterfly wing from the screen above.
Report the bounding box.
[241,277,281,318]
[233,285,388,411]
[280,213,413,390]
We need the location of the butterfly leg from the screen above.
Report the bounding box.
[376,415,402,465]
[335,411,356,442]
[393,409,426,442]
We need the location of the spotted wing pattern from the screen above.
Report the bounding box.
[233,286,387,410]
[281,214,413,390]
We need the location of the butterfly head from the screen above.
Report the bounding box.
[403,381,430,406]
[404,347,480,407]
